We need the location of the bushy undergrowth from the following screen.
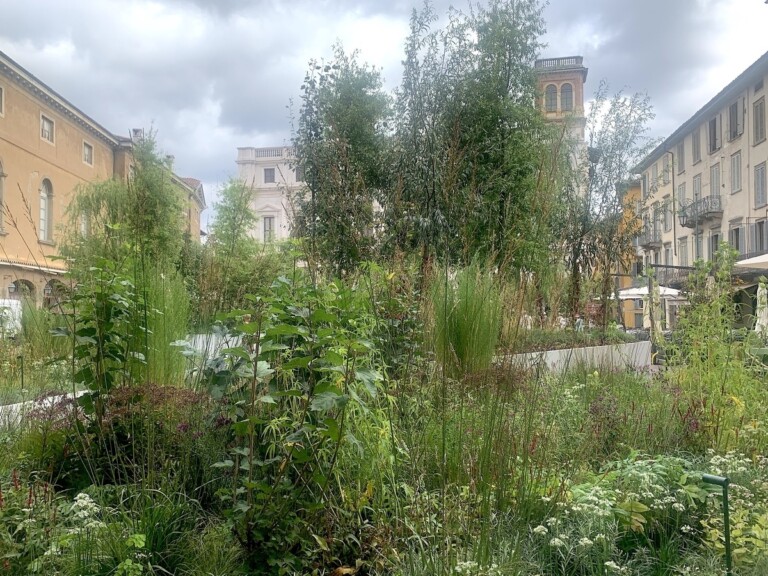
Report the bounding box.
[508,327,638,353]
[2,255,768,575]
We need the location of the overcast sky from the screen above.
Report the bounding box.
[1,0,766,228]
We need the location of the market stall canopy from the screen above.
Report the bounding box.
[735,253,768,270]
[617,286,681,300]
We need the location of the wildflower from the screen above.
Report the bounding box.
[578,537,593,547]
[604,560,622,572]
[549,537,566,548]
[533,525,548,535]
[672,502,685,512]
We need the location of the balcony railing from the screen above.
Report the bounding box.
[678,195,723,229]
[638,226,663,249]
[535,56,583,69]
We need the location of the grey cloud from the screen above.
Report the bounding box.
[542,0,718,135]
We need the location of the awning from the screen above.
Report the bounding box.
[0,261,65,275]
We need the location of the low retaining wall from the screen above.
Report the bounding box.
[509,340,652,373]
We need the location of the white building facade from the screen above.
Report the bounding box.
[236,146,304,242]
[635,51,768,276]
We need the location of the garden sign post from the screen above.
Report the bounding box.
[702,473,732,576]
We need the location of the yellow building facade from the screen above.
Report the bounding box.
[0,51,204,303]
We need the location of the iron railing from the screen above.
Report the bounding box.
[678,195,723,228]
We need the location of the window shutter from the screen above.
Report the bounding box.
[738,98,745,136]
[750,223,757,254]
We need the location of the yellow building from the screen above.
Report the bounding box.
[618,180,645,328]
[0,51,205,303]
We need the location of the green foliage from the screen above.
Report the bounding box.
[505,326,637,353]
[193,180,288,325]
[203,275,385,572]
[64,135,185,267]
[51,261,148,425]
[293,44,391,276]
[388,0,559,274]
[560,82,656,318]
[431,262,501,377]
[665,246,768,453]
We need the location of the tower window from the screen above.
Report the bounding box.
[545,84,557,112]
[561,83,573,112]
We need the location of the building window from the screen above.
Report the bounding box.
[729,224,744,255]
[663,243,672,265]
[695,233,703,260]
[83,142,93,166]
[754,97,766,144]
[729,99,744,140]
[41,115,54,144]
[752,220,768,254]
[39,178,53,241]
[263,216,275,242]
[663,198,672,232]
[710,163,720,196]
[677,182,686,206]
[707,115,721,153]
[561,83,573,112]
[709,231,721,260]
[731,151,742,193]
[651,163,658,189]
[641,174,648,199]
[679,237,688,267]
[676,141,685,174]
[692,128,701,163]
[662,155,670,185]
[264,168,276,184]
[756,162,767,207]
[693,173,702,200]
[545,84,557,112]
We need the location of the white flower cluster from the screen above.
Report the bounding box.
[453,561,502,576]
[68,492,106,532]
[706,450,751,475]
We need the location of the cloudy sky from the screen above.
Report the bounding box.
[1,0,766,228]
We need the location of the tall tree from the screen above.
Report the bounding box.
[560,81,656,320]
[292,44,391,277]
[386,0,560,275]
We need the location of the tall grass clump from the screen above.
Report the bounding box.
[20,298,70,360]
[431,262,501,377]
[144,265,189,386]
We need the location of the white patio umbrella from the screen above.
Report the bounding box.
[617,286,680,300]
[755,281,768,339]
[735,253,768,270]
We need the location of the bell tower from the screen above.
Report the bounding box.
[534,56,588,142]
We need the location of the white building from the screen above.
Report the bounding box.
[236,146,304,242]
[635,51,768,278]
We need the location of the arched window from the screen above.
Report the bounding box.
[545,84,557,112]
[0,160,5,233]
[39,178,52,241]
[561,83,574,112]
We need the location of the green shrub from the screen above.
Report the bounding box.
[431,262,501,377]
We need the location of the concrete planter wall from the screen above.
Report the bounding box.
[509,341,652,373]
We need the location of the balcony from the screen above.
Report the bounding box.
[678,195,723,229]
[638,226,662,249]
